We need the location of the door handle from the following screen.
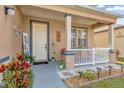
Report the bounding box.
[45,44,47,50]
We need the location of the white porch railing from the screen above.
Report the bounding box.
[71,48,110,66]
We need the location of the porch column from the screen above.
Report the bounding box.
[108,24,116,63]
[63,14,75,70]
[65,14,72,51]
[109,24,114,50]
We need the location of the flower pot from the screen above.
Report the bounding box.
[59,65,64,70]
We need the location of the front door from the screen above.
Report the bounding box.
[32,21,48,62]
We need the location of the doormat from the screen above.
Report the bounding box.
[33,61,48,65]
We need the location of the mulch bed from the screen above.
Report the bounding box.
[64,68,124,88]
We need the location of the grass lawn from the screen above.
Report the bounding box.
[118,57,124,62]
[116,57,124,65]
[0,86,6,88]
[82,76,124,88]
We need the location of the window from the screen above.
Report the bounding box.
[78,28,87,48]
[71,27,76,48]
[71,27,87,49]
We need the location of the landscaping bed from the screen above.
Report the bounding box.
[64,67,124,88]
[0,53,34,88]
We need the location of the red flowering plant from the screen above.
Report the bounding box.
[61,48,66,60]
[0,64,7,73]
[2,53,34,88]
[61,48,66,55]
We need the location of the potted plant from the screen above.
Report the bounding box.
[51,57,55,63]
[58,60,65,70]
[24,53,35,65]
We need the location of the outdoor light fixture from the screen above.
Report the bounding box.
[4,6,15,15]
[13,24,22,37]
[96,67,102,78]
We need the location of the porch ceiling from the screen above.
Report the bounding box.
[19,5,100,26]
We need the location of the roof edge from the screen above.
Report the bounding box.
[77,5,124,18]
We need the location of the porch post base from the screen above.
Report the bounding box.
[63,51,75,70]
[109,49,117,64]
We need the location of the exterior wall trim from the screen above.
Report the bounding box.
[30,20,50,62]
[63,51,75,55]
[0,56,10,64]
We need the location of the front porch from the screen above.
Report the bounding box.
[19,6,118,68]
[63,15,116,69]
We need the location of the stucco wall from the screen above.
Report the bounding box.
[0,5,23,58]
[22,15,94,60]
[94,27,124,57]
[94,31,109,48]
[115,28,124,57]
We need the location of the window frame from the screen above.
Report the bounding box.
[71,26,88,49]
[71,27,76,49]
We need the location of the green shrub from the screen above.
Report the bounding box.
[59,60,65,66]
[25,54,35,63]
[82,70,97,80]
[116,61,124,65]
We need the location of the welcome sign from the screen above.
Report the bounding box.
[23,32,30,55]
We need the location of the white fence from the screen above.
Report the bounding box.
[71,48,110,66]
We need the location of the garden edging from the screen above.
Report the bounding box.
[66,74,124,88]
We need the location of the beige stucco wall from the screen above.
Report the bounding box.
[0,5,23,58]
[22,15,94,60]
[94,27,124,57]
[94,31,109,48]
[0,5,94,61]
[115,28,124,57]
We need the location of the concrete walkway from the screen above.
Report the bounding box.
[32,62,66,88]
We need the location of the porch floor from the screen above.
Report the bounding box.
[32,62,66,88]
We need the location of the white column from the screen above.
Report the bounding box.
[65,15,72,51]
[108,24,114,50]
[108,24,116,64]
